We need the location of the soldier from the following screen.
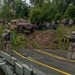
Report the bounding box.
[69,18,73,26]
[66,31,75,59]
[62,31,75,59]
[68,31,75,59]
[2,29,11,53]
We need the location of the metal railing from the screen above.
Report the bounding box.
[0,51,36,75]
[0,32,37,75]
[0,32,47,75]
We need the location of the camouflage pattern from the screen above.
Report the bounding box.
[17,22,34,33]
[16,19,34,33]
[8,20,17,29]
[67,32,75,59]
[8,19,34,33]
[67,43,75,59]
[0,18,4,25]
[2,29,10,53]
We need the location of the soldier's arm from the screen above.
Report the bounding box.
[2,34,5,37]
[66,35,71,39]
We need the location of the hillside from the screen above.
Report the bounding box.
[25,30,59,49]
[15,25,75,50]
[1,25,75,50]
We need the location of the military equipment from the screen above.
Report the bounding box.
[0,18,4,25]
[8,20,18,29]
[8,19,34,33]
[17,23,34,33]
[68,31,75,42]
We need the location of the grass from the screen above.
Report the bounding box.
[12,31,28,49]
[32,41,40,48]
[56,24,75,50]
[0,24,75,50]
[0,25,28,49]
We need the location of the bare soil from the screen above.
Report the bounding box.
[25,30,59,49]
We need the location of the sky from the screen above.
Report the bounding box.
[26,0,30,5]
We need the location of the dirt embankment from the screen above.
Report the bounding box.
[25,30,59,49]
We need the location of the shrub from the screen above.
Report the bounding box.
[63,5,75,22]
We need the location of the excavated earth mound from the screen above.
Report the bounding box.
[25,30,59,49]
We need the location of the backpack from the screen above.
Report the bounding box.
[69,37,75,42]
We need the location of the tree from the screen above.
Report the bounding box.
[0,0,3,10]
[64,5,75,22]
[29,5,42,23]
[0,4,13,21]
[40,2,58,21]
[15,0,29,19]
[30,0,44,6]
[0,0,15,20]
[29,1,58,23]
[52,0,72,14]
[0,0,29,21]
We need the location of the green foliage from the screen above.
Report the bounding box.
[0,0,75,23]
[52,0,75,14]
[32,41,39,48]
[0,4,13,20]
[15,0,29,19]
[29,5,42,23]
[0,0,75,50]
[0,25,28,49]
[30,0,44,6]
[64,5,75,22]
[54,13,62,20]
[1,24,75,50]
[41,2,58,21]
[0,26,4,34]
[12,31,28,48]
[29,0,75,23]
[29,2,58,23]
[0,0,29,21]
[55,24,75,50]
[0,0,3,10]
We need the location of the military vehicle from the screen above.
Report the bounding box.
[8,19,34,33]
[8,20,18,29]
[0,18,4,25]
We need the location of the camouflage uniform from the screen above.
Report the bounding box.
[2,29,10,53]
[67,43,75,59]
[67,31,75,59]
